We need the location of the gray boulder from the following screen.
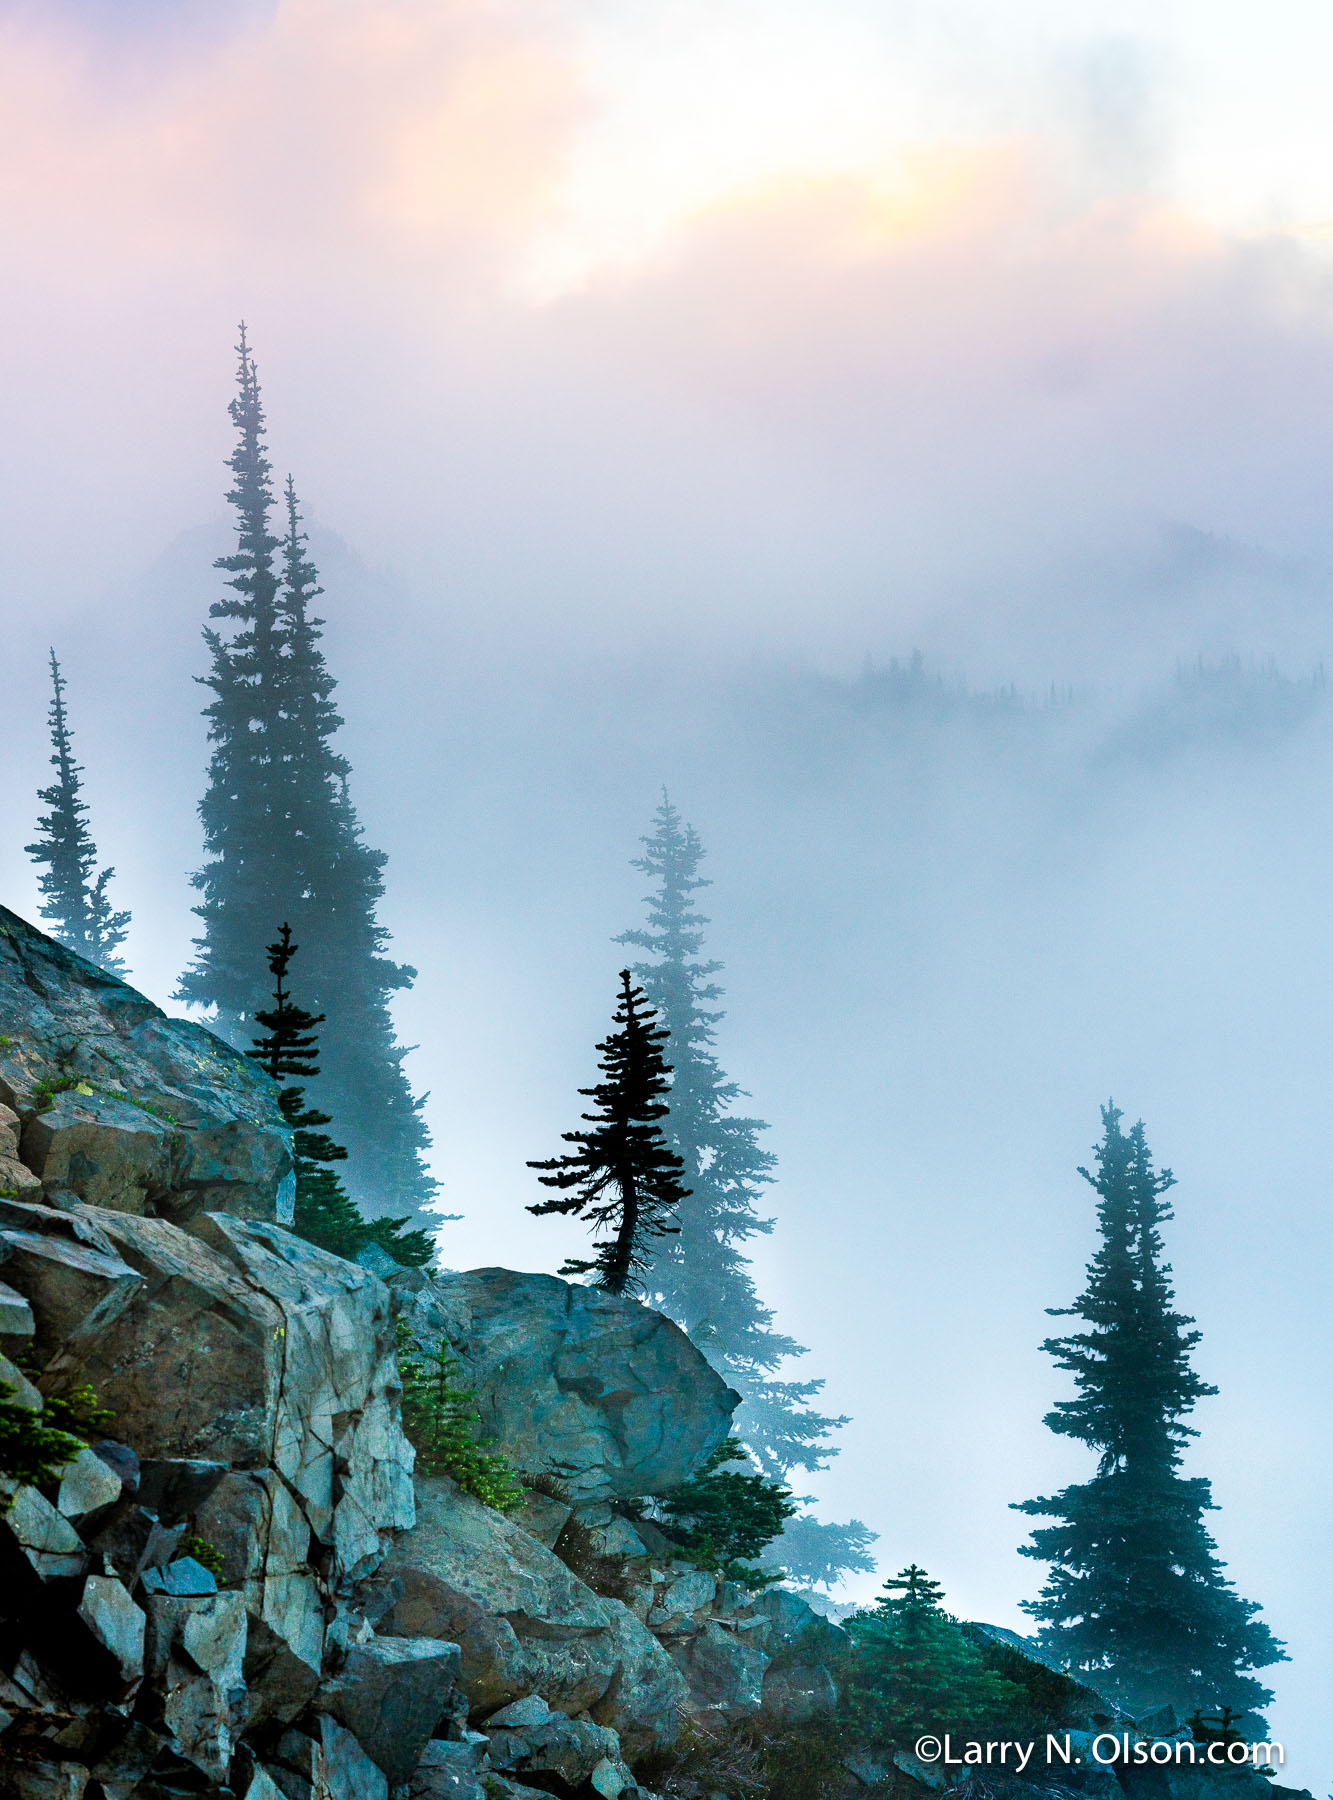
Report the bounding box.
[379,1474,689,1758]
[271,1715,389,1800]
[316,1636,464,1784]
[394,1266,737,1500]
[663,1619,770,1719]
[484,1703,624,1786]
[0,904,292,1224]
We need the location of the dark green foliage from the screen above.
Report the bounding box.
[618,796,868,1576]
[1015,1104,1284,1726]
[528,969,689,1296]
[0,1371,114,1511]
[658,1440,796,1588]
[177,329,436,1228]
[41,1380,115,1442]
[180,1535,226,1581]
[396,1320,524,1511]
[842,1566,1025,1744]
[0,1387,83,1505]
[247,925,434,1268]
[26,650,131,975]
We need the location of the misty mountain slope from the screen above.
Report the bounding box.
[0,532,1328,1781]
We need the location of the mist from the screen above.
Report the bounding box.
[2,0,1331,1787]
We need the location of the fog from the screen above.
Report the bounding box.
[2,0,1331,1788]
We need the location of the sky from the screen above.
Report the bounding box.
[1,0,1332,1785]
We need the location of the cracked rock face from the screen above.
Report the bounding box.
[393,1267,739,1501]
[378,1475,691,1760]
[0,904,292,1224]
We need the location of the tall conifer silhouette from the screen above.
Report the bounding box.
[1015,1104,1283,1723]
[26,651,130,974]
[617,796,874,1589]
[617,795,846,1478]
[178,327,437,1229]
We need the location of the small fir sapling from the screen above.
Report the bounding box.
[395,1321,524,1512]
[842,1565,1025,1743]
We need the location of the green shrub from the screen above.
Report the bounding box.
[0,1369,111,1511]
[396,1321,524,1512]
[0,1383,84,1507]
[658,1439,796,1589]
[180,1535,226,1580]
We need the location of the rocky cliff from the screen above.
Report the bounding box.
[0,914,848,1800]
[0,914,1298,1800]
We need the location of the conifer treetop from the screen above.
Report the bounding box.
[1015,1102,1285,1723]
[528,969,689,1296]
[26,649,131,976]
[179,328,437,1226]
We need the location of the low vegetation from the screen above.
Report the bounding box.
[396,1321,524,1512]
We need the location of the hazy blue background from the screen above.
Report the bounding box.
[1,0,1331,1784]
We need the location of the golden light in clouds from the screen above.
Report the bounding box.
[0,0,585,272]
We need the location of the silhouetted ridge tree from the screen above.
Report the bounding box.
[617,794,871,1587]
[248,924,433,1268]
[528,969,688,1296]
[26,650,131,975]
[1014,1103,1284,1725]
[177,326,437,1229]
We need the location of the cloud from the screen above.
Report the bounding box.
[0,0,584,270]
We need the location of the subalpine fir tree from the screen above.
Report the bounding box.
[617,796,871,1586]
[528,970,689,1296]
[843,1565,1023,1742]
[26,651,131,975]
[178,327,437,1229]
[247,925,433,1268]
[1015,1104,1284,1724]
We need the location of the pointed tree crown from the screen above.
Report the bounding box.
[26,650,131,974]
[527,969,689,1296]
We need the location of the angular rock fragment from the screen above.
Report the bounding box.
[0,1350,42,1409]
[87,1504,183,1588]
[57,1445,123,1521]
[485,1707,623,1786]
[316,1635,464,1784]
[272,1715,389,1800]
[402,1738,490,1800]
[664,1619,770,1718]
[187,1212,413,1573]
[59,1211,283,1463]
[141,1556,218,1596]
[381,1476,689,1759]
[0,1761,89,1798]
[76,1574,147,1689]
[0,1276,36,1344]
[136,1457,226,1521]
[0,1482,88,1581]
[84,1718,165,1800]
[142,1591,248,1782]
[89,1439,139,1496]
[0,1207,142,1367]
